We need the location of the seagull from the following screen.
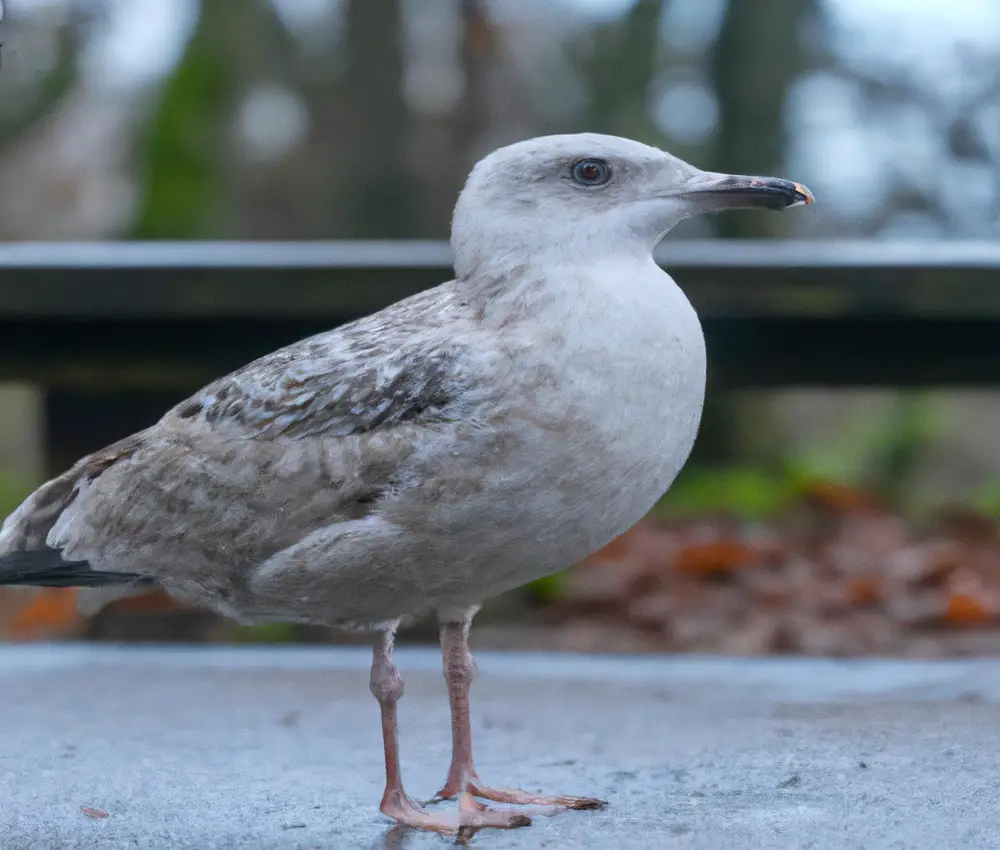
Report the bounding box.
[0,133,812,836]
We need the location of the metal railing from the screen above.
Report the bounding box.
[0,239,997,389]
[2,239,996,474]
[1,239,999,319]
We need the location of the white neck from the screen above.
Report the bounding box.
[450,189,665,282]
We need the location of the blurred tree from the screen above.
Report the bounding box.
[578,0,668,144]
[455,0,493,160]
[0,7,87,144]
[0,40,74,142]
[411,0,498,236]
[709,0,816,239]
[334,0,413,237]
[131,0,425,239]
[836,43,1000,237]
[131,3,233,238]
[132,0,293,238]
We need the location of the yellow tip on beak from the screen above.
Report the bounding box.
[793,182,815,205]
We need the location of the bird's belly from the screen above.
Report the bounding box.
[386,370,705,606]
[239,399,703,628]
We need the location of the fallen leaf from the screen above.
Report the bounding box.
[10,589,82,640]
[675,541,753,577]
[945,593,991,626]
[801,480,881,516]
[103,589,196,615]
[80,807,110,819]
[847,578,880,606]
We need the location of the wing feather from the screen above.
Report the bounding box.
[0,282,476,577]
[166,283,472,440]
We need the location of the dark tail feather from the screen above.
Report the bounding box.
[0,549,139,587]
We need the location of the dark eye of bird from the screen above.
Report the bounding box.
[571,158,611,186]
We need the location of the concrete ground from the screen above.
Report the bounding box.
[2,645,1000,849]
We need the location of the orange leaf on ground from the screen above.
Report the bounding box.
[801,480,881,516]
[675,541,753,577]
[9,589,82,640]
[848,578,881,606]
[944,593,991,626]
[103,589,195,615]
[80,807,110,819]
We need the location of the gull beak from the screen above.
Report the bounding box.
[679,172,814,212]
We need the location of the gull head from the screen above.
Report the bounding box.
[451,132,813,278]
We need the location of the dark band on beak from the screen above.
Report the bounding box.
[684,175,815,211]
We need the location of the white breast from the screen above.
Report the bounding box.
[550,256,706,519]
[415,257,707,602]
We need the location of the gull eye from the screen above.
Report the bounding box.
[571,158,611,186]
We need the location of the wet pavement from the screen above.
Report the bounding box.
[2,644,999,849]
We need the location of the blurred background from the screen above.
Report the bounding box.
[1,0,999,654]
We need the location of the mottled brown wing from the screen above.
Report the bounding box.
[164,287,472,441]
[0,284,474,572]
[175,342,465,440]
[0,433,145,554]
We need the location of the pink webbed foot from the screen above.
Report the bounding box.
[380,786,531,837]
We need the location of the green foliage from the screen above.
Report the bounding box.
[785,394,945,505]
[0,469,39,519]
[131,10,235,239]
[526,570,567,602]
[655,465,800,520]
[654,394,947,520]
[967,480,1000,517]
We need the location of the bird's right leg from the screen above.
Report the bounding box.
[430,615,605,811]
[370,625,531,836]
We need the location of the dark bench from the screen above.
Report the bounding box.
[1,240,998,474]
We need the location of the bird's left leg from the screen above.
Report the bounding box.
[431,611,606,811]
[370,624,530,835]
